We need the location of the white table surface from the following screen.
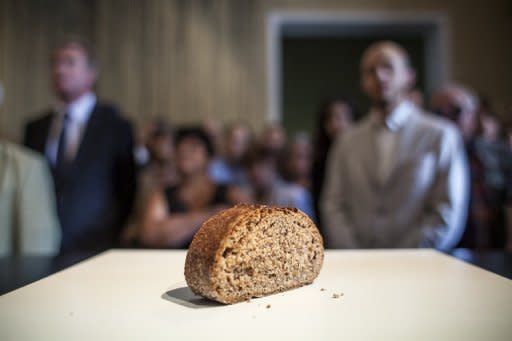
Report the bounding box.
[0,249,511,340]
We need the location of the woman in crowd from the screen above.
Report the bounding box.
[121,118,179,245]
[209,121,252,186]
[139,127,247,248]
[245,146,315,221]
[258,122,287,156]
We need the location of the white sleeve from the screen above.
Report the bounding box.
[418,127,469,251]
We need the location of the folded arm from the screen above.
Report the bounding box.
[139,191,223,248]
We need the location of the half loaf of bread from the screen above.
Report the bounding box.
[184,204,324,304]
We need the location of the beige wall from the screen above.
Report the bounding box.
[1,0,511,142]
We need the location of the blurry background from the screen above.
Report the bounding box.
[0,0,511,140]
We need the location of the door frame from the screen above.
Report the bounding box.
[266,10,451,122]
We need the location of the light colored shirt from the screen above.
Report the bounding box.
[0,141,60,256]
[374,102,414,184]
[46,92,96,165]
[209,158,248,186]
[321,102,469,250]
[259,179,316,221]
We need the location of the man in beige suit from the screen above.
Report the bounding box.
[0,140,60,256]
[321,41,469,250]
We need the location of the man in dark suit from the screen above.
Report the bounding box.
[24,37,136,254]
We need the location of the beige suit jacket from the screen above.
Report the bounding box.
[321,104,469,250]
[0,141,60,256]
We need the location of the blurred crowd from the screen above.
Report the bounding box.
[1,37,511,256]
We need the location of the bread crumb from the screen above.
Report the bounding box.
[266,304,271,309]
[320,288,326,291]
[340,293,344,296]
[332,294,340,299]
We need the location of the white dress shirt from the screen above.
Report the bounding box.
[373,101,414,184]
[46,92,96,165]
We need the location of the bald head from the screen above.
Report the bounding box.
[361,41,411,70]
[431,84,478,114]
[431,84,479,140]
[360,41,415,109]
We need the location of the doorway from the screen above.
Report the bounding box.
[266,11,450,135]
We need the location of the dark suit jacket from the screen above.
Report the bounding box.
[24,102,136,254]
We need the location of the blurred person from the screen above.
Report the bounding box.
[139,127,246,248]
[259,122,287,156]
[245,146,315,220]
[1,131,60,255]
[476,102,512,249]
[476,106,511,248]
[507,110,512,250]
[476,103,510,194]
[209,121,252,185]
[507,105,512,150]
[133,116,158,167]
[142,119,179,189]
[508,128,512,150]
[321,41,469,250]
[478,97,502,141]
[430,84,479,142]
[311,97,356,236]
[280,133,313,190]
[121,118,178,245]
[431,87,508,248]
[0,86,57,256]
[24,36,136,254]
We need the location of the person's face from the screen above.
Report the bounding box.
[361,46,413,106]
[176,137,209,176]
[481,115,500,140]
[149,135,174,162]
[249,161,275,191]
[431,91,462,122]
[288,142,312,178]
[264,126,286,152]
[52,45,96,102]
[226,127,250,162]
[431,90,478,140]
[325,103,352,139]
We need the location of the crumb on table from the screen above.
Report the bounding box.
[266,304,271,309]
[320,288,326,291]
[332,294,340,299]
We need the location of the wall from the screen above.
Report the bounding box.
[0,0,510,142]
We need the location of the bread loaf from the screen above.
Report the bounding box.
[184,204,324,304]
